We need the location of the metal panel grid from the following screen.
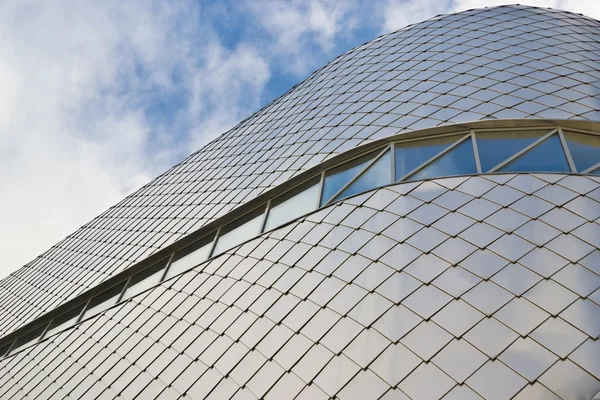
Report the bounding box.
[1,173,599,399]
[1,5,599,338]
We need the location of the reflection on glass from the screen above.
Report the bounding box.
[499,134,570,173]
[563,131,600,172]
[591,167,600,176]
[408,139,477,181]
[123,258,169,300]
[9,325,46,355]
[214,208,265,255]
[0,344,10,357]
[334,150,392,202]
[83,282,126,319]
[165,235,215,279]
[265,178,320,231]
[476,130,547,172]
[43,304,85,339]
[395,135,462,180]
[321,151,378,205]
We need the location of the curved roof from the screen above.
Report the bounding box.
[1,4,599,336]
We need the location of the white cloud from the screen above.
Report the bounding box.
[0,0,269,279]
[248,0,359,74]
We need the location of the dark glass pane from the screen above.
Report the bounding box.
[564,131,600,172]
[321,151,379,205]
[214,208,265,254]
[10,325,47,355]
[499,134,570,173]
[44,304,86,338]
[408,139,477,181]
[266,177,320,231]
[590,167,600,176]
[334,150,392,202]
[476,130,547,172]
[83,282,126,319]
[395,135,462,181]
[166,234,216,279]
[123,258,169,300]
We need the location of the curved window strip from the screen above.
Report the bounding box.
[3,123,600,356]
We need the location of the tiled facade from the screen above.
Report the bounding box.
[0,4,599,399]
[2,174,600,399]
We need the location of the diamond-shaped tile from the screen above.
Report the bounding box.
[433,267,481,298]
[488,234,535,262]
[491,263,542,296]
[463,281,514,316]
[369,343,422,386]
[402,284,452,320]
[432,300,484,338]
[401,321,452,361]
[539,360,600,400]
[552,264,600,297]
[466,360,527,400]
[399,362,456,400]
[546,234,594,263]
[433,339,487,383]
[464,318,519,359]
[570,339,600,380]
[531,317,588,358]
[523,279,578,316]
[494,298,550,336]
[560,299,600,338]
[499,337,558,382]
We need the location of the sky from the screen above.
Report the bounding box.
[0,0,598,280]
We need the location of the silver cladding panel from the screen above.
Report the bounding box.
[1,5,599,337]
[1,173,599,399]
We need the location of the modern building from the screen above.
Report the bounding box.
[0,4,599,399]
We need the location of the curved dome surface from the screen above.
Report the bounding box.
[1,5,600,337]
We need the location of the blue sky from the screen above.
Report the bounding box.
[0,0,597,279]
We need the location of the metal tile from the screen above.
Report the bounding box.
[372,305,422,342]
[404,254,451,284]
[343,328,390,367]
[539,207,586,233]
[336,369,389,400]
[460,249,510,279]
[523,279,578,316]
[514,220,561,246]
[401,284,452,320]
[488,234,535,262]
[460,222,504,249]
[432,299,485,338]
[292,344,334,383]
[492,263,542,296]
[398,362,456,400]
[463,281,514,316]
[539,360,600,400]
[370,343,421,386]
[458,198,502,221]
[466,360,527,400]
[313,354,360,396]
[433,339,487,383]
[376,272,422,304]
[512,382,560,400]
[499,337,558,382]
[546,234,594,263]
[495,298,550,336]
[464,318,519,359]
[401,321,453,361]
[560,299,600,339]
[552,264,600,297]
[482,185,526,207]
[531,317,588,358]
[432,211,477,236]
[442,385,485,400]
[432,237,477,265]
[570,339,600,380]
[484,208,530,233]
[433,267,481,298]
[406,227,450,253]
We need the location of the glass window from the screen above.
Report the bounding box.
[334,150,392,202]
[265,178,320,231]
[499,134,570,173]
[395,135,463,181]
[591,167,600,176]
[563,131,600,172]
[407,138,477,181]
[43,304,86,339]
[165,234,215,280]
[9,324,46,355]
[0,344,10,357]
[321,151,379,205]
[123,258,169,300]
[83,282,126,319]
[214,208,265,255]
[476,130,548,172]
